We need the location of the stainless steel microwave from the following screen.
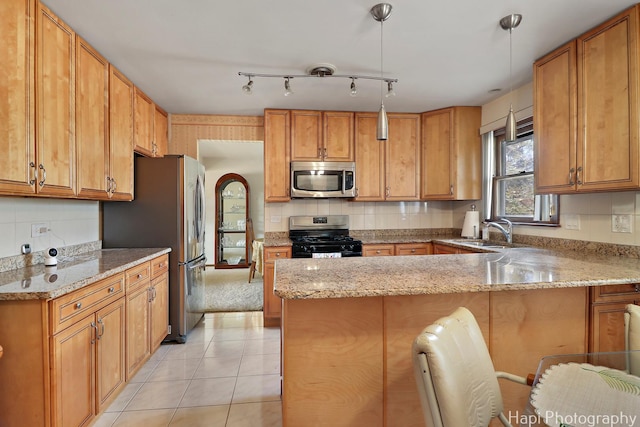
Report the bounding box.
[290,161,356,198]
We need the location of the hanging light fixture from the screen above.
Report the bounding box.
[500,13,522,142]
[370,3,392,141]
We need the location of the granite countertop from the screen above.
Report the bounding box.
[273,240,640,300]
[0,248,171,301]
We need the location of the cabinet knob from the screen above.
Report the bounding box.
[376,250,381,254]
[634,284,640,293]
[137,274,143,279]
[75,302,82,309]
[276,252,281,257]
[108,287,115,293]
[411,249,416,253]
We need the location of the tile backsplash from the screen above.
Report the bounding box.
[0,197,100,259]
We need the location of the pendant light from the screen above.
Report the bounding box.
[500,13,522,142]
[371,3,392,141]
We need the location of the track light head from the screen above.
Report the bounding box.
[385,81,395,97]
[350,78,357,97]
[284,77,293,96]
[242,78,253,95]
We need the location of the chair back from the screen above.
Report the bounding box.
[625,304,640,375]
[412,307,505,427]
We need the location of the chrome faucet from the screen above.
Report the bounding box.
[486,218,513,244]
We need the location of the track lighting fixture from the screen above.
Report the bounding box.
[350,78,358,97]
[500,13,522,142]
[242,77,253,95]
[284,77,293,96]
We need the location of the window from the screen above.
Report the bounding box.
[483,120,559,225]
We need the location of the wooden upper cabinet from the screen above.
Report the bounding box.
[264,109,291,202]
[354,112,420,201]
[291,110,354,162]
[0,0,36,195]
[154,105,168,157]
[385,113,421,200]
[134,87,154,157]
[578,6,639,192]
[76,36,109,200]
[354,113,385,200]
[534,41,577,194]
[421,107,481,200]
[36,2,76,197]
[534,4,640,193]
[109,65,134,201]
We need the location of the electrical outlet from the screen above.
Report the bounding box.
[564,214,580,230]
[31,223,48,237]
[270,215,281,223]
[612,214,632,233]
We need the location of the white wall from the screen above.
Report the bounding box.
[0,197,99,258]
[199,140,264,264]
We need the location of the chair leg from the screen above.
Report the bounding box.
[248,261,256,283]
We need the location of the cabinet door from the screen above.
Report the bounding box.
[386,114,420,200]
[354,113,385,201]
[363,244,395,257]
[126,284,150,379]
[432,243,459,255]
[95,299,125,412]
[134,87,154,156]
[36,3,76,197]
[76,36,109,200]
[0,0,36,195]
[263,247,291,327]
[590,302,636,353]
[150,272,169,352]
[264,109,291,202]
[108,65,134,201]
[578,7,640,191]
[51,315,95,427]
[421,109,453,199]
[291,110,322,161]
[154,105,168,157]
[324,111,354,161]
[533,41,578,194]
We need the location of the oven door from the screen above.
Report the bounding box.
[292,244,344,258]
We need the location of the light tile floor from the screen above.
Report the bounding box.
[93,312,283,427]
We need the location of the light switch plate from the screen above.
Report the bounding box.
[612,214,632,233]
[31,223,48,237]
[564,214,580,230]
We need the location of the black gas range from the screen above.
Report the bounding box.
[289,215,362,258]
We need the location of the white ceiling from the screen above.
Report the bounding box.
[43,0,637,116]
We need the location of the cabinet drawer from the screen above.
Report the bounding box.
[151,254,169,278]
[126,262,150,291]
[395,243,432,256]
[264,247,292,263]
[50,273,124,334]
[591,283,640,303]
[363,244,395,257]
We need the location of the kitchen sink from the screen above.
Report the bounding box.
[447,239,511,250]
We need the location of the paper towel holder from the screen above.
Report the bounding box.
[461,204,480,239]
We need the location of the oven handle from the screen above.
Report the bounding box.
[342,170,346,195]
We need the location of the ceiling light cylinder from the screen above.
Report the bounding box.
[500,13,522,142]
[377,103,388,141]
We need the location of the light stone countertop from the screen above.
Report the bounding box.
[0,248,171,301]
[273,241,640,300]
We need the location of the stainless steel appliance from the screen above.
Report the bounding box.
[103,155,206,343]
[289,215,362,258]
[290,161,356,198]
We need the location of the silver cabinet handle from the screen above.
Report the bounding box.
[450,185,454,195]
[376,250,381,254]
[97,318,105,339]
[75,302,82,309]
[568,167,575,185]
[323,147,327,159]
[385,187,390,197]
[111,178,117,193]
[108,287,115,293]
[29,162,37,185]
[137,273,143,279]
[38,164,46,187]
[634,284,639,292]
[91,321,97,344]
[576,166,583,185]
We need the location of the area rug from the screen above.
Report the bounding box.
[203,268,263,312]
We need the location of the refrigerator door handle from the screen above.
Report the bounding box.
[187,256,207,270]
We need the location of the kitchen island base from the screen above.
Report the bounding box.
[281,287,588,427]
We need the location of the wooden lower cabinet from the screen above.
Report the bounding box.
[263,246,291,326]
[589,283,640,352]
[363,243,432,257]
[0,255,168,427]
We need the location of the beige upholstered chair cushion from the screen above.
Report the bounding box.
[413,307,505,427]
[625,304,640,375]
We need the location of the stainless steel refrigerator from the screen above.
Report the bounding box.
[103,155,206,343]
